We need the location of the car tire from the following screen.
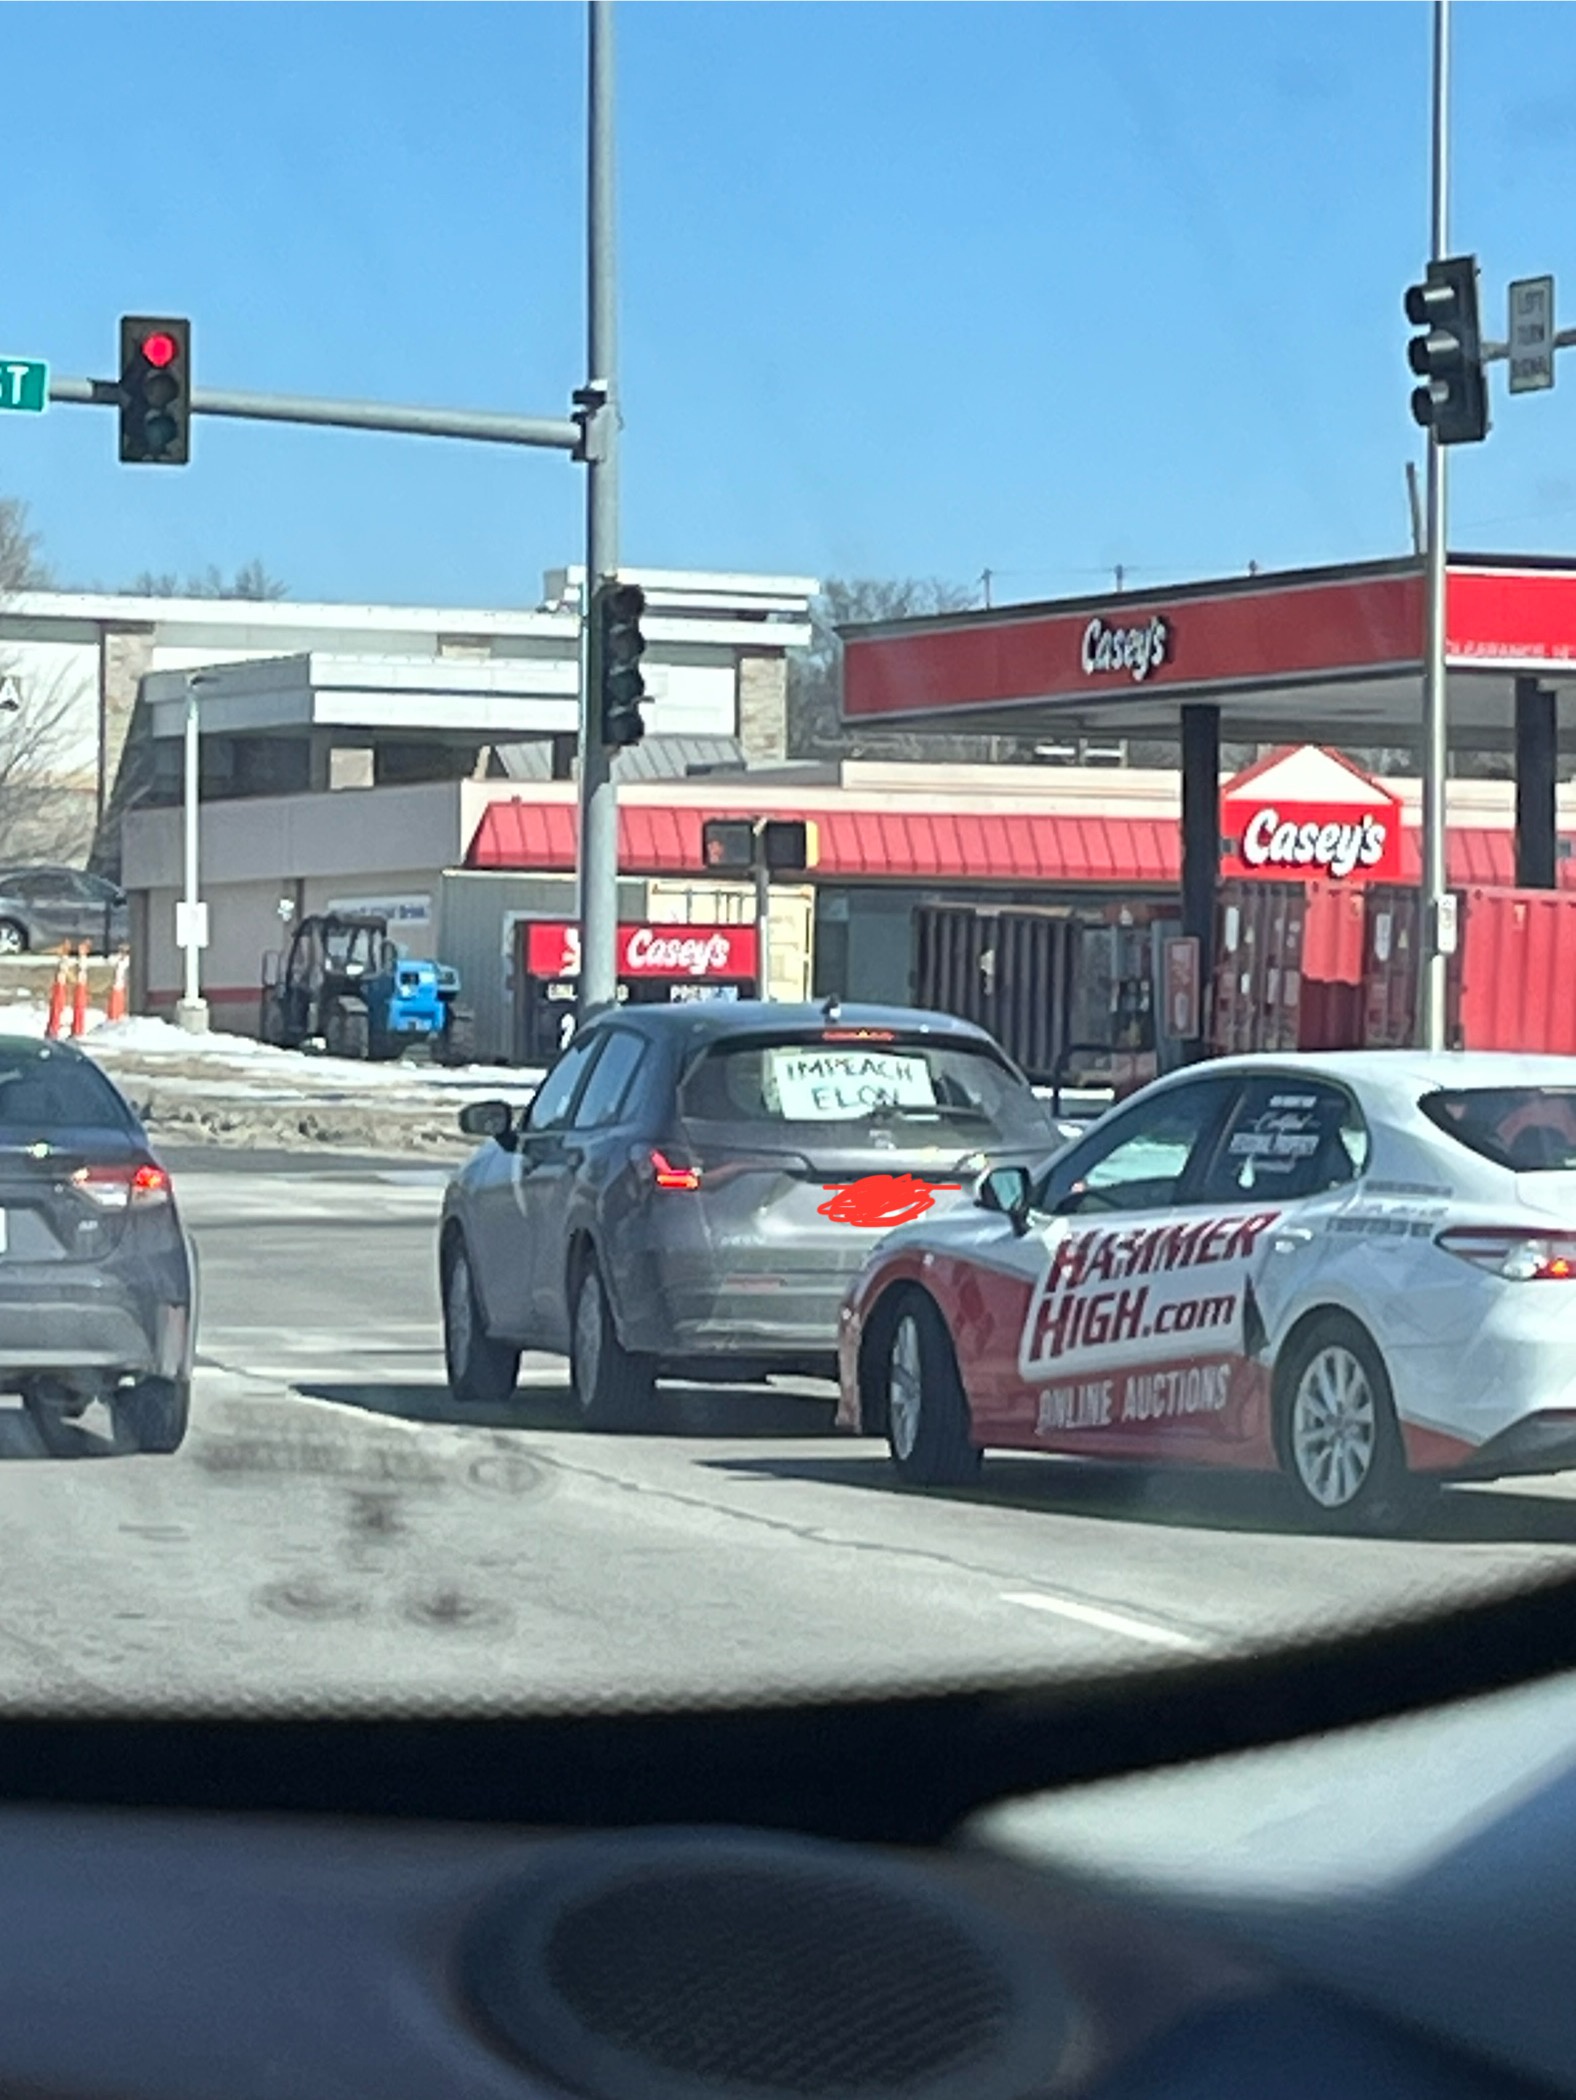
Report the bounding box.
[438,1008,476,1068]
[570,1258,656,1430]
[0,919,27,955]
[20,1382,84,1457]
[884,1291,981,1488]
[443,1241,520,1406]
[1274,1311,1418,1534]
[324,1000,370,1061]
[113,1376,190,1456]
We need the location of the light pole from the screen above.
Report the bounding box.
[1419,0,1452,1051]
[175,671,211,1034]
[576,0,621,1018]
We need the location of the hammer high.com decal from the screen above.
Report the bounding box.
[1017,1210,1282,1381]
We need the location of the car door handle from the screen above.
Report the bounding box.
[1271,1226,1314,1252]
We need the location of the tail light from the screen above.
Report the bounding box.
[1437,1227,1576,1280]
[650,1149,702,1192]
[71,1162,173,1212]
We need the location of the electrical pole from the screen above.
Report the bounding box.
[577,0,621,1017]
[1419,0,1451,1050]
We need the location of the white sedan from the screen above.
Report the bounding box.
[836,1051,1576,1531]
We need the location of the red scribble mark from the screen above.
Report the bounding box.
[818,1173,961,1228]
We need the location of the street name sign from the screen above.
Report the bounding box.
[1509,277,1555,394]
[0,360,47,414]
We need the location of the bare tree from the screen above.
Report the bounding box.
[0,667,98,864]
[0,498,52,596]
[0,498,97,863]
[788,578,1031,763]
[123,559,288,601]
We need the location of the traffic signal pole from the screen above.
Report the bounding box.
[577,0,621,1019]
[47,373,581,451]
[1420,0,1451,1052]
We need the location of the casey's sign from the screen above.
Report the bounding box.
[1219,746,1404,884]
[526,921,759,981]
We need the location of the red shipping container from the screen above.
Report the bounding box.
[1358,885,1576,1053]
[1299,978,1365,1052]
[1455,887,1576,1053]
[1302,881,1366,985]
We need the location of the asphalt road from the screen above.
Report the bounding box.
[1,1147,1575,1712]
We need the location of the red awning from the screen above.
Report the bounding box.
[465,796,1576,891]
[466,800,1183,885]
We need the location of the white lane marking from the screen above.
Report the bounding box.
[999,1591,1205,1651]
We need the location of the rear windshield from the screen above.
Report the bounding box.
[1420,1087,1576,1172]
[0,1047,135,1135]
[678,1034,1048,1144]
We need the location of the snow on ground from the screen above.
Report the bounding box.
[0,999,543,1101]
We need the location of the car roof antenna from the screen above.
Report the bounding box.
[821,993,842,1022]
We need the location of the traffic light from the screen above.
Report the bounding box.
[699,819,820,873]
[702,819,755,871]
[598,580,647,747]
[1405,257,1488,446]
[119,317,192,465]
[762,819,818,872]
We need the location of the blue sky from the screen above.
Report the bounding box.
[3,1,1576,610]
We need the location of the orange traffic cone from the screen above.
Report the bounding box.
[106,948,130,1025]
[44,951,69,1040]
[69,943,89,1040]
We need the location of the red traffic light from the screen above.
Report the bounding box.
[140,332,179,369]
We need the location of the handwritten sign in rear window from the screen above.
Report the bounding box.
[767,1048,938,1121]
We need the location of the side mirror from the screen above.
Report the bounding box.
[977,1164,1033,1235]
[459,1099,514,1143]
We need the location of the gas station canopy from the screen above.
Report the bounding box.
[840,554,1576,753]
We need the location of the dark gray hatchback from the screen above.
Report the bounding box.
[0,1037,195,1453]
[439,1001,1063,1426]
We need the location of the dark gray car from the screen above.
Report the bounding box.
[0,867,129,955]
[439,1000,1063,1427]
[0,1036,195,1453]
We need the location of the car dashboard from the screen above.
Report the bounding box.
[0,1635,1571,2100]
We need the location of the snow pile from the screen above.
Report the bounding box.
[0,999,109,1038]
[78,1016,539,1095]
[1,997,544,1152]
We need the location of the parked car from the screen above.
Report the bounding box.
[0,866,128,955]
[0,1035,194,1454]
[439,1000,1066,1427]
[837,1049,1576,1532]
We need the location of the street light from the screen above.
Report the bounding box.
[175,672,213,1034]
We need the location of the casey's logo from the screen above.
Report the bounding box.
[1240,808,1388,881]
[1081,615,1170,683]
[625,928,733,976]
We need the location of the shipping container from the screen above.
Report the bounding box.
[438,870,646,1064]
[1454,887,1576,1053]
[1303,881,1366,985]
[912,904,1076,1083]
[1210,880,1307,1055]
[1360,886,1462,1051]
